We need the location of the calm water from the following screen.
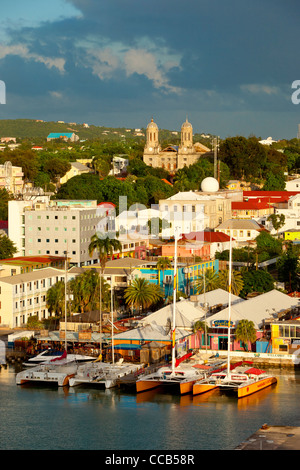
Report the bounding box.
[1,365,300,451]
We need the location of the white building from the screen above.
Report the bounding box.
[8,199,102,266]
[260,194,300,235]
[215,218,266,245]
[0,267,80,328]
[286,178,300,191]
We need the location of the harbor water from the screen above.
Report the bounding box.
[1,364,300,451]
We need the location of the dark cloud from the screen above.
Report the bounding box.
[0,0,299,137]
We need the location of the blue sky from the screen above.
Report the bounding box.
[0,0,299,139]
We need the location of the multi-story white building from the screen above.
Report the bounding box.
[8,199,102,266]
[0,267,77,328]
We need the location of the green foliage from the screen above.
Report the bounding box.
[0,189,13,220]
[276,245,300,292]
[235,319,257,351]
[219,136,267,179]
[262,171,286,190]
[255,231,282,257]
[0,234,17,259]
[240,269,275,298]
[124,278,164,312]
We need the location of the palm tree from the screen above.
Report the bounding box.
[69,270,104,313]
[124,278,164,313]
[235,319,257,351]
[218,269,244,296]
[193,268,219,294]
[193,319,209,350]
[46,281,65,317]
[88,234,122,352]
[156,257,172,294]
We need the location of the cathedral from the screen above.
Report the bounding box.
[143,117,210,172]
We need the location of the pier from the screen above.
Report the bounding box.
[236,424,300,450]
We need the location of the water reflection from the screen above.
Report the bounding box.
[2,364,300,450]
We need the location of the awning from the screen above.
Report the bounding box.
[109,344,141,350]
[245,367,265,375]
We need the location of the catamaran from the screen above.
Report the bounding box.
[136,231,224,395]
[193,231,277,399]
[23,349,95,366]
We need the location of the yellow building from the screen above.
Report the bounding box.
[143,118,210,172]
[0,161,23,194]
[283,229,300,242]
[271,320,300,355]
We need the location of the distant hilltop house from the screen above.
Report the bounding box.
[259,136,277,146]
[1,137,16,143]
[143,117,211,172]
[47,132,79,142]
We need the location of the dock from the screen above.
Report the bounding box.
[235,424,300,450]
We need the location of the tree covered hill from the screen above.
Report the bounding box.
[0,118,214,146]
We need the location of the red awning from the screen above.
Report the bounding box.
[245,367,265,375]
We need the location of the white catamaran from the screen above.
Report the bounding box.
[193,231,277,399]
[136,230,222,395]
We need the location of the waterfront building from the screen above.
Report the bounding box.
[0,255,66,277]
[143,117,211,171]
[0,267,80,328]
[271,319,300,356]
[196,290,299,353]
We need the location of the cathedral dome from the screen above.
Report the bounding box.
[181,117,192,129]
[147,118,158,129]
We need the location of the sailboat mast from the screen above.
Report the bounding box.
[64,250,68,353]
[227,230,232,375]
[111,281,114,364]
[172,231,178,372]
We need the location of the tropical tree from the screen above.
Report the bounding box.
[46,280,65,317]
[218,269,244,296]
[156,257,172,290]
[0,234,17,259]
[88,234,122,350]
[267,213,285,237]
[69,270,110,313]
[235,319,257,351]
[193,320,209,345]
[193,268,219,294]
[124,278,164,313]
[240,269,275,298]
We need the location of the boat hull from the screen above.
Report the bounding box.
[179,380,198,395]
[193,382,218,395]
[136,379,162,393]
[237,376,277,398]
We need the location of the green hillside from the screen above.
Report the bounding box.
[0,119,214,147]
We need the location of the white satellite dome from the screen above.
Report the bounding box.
[201,177,219,192]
